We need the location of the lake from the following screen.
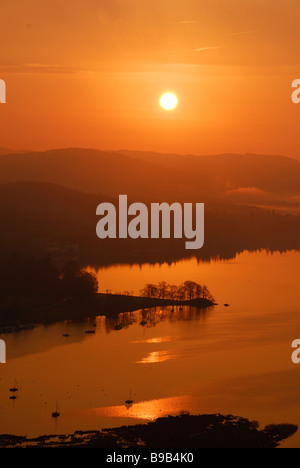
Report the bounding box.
[0,250,300,447]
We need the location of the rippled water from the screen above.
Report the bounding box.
[0,250,300,447]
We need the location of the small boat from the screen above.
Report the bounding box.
[125,389,134,406]
[85,330,95,335]
[140,320,147,326]
[10,380,19,393]
[63,334,70,338]
[10,396,17,401]
[224,304,230,308]
[52,402,60,419]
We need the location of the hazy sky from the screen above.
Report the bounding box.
[1,0,300,156]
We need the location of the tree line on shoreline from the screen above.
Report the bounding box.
[0,255,98,304]
[140,281,215,303]
[0,254,214,313]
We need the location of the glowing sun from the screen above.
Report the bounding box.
[160,92,178,111]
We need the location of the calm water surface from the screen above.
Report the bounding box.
[0,250,300,447]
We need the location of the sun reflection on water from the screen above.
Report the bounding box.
[83,396,193,421]
[132,336,173,344]
[136,350,178,364]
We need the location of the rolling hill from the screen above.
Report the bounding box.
[0,181,299,266]
[0,149,299,205]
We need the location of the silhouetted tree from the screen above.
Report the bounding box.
[139,280,214,303]
[60,262,98,301]
[195,284,203,298]
[60,260,80,281]
[201,285,215,302]
[157,281,169,299]
[183,281,198,301]
[140,284,159,299]
[167,285,178,300]
[176,285,187,301]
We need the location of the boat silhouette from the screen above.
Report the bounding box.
[9,379,19,393]
[52,402,60,419]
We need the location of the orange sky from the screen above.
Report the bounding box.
[1,0,300,157]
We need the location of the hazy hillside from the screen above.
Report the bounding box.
[0,147,12,155]
[0,149,300,205]
[120,150,300,198]
[0,181,96,257]
[0,181,299,266]
[0,148,27,155]
[0,149,182,200]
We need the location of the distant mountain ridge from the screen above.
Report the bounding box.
[119,150,300,196]
[0,147,12,155]
[0,148,299,204]
[0,147,27,155]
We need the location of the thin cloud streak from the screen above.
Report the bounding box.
[192,46,224,53]
[0,63,98,74]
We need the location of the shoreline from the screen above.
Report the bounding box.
[0,293,215,332]
[0,413,297,448]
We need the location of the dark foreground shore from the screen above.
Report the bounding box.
[0,293,214,331]
[0,414,297,448]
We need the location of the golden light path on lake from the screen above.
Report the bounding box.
[81,396,193,421]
